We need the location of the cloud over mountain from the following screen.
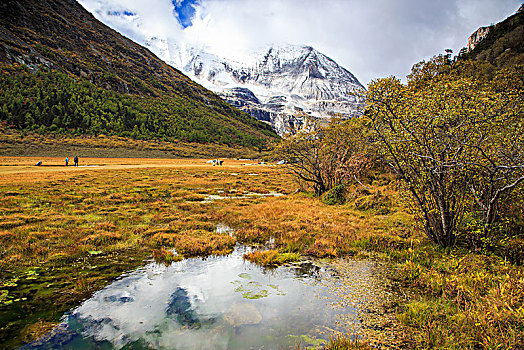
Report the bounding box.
[78,0,520,85]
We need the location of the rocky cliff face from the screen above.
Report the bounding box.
[461,5,523,68]
[145,40,365,135]
[467,26,491,52]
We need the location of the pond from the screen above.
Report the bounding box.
[22,246,397,349]
[203,191,284,203]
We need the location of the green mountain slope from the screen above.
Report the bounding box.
[0,0,278,148]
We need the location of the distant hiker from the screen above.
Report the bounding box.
[74,156,79,167]
[65,157,69,166]
[35,160,42,166]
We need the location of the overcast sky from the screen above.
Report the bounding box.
[78,0,522,86]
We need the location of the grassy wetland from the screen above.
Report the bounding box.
[0,156,523,349]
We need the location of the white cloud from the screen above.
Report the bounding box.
[80,0,184,41]
[78,0,521,85]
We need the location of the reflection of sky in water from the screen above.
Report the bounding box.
[24,246,384,349]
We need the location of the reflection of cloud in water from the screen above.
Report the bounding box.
[25,247,395,349]
[70,250,254,348]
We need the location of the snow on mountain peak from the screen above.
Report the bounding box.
[144,38,364,135]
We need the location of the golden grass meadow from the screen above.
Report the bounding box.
[0,157,522,349]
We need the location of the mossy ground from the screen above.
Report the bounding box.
[0,157,522,349]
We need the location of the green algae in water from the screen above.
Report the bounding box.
[24,268,40,280]
[269,284,286,296]
[233,278,282,299]
[238,273,251,279]
[233,280,268,299]
[232,281,245,293]
[88,250,104,256]
[1,251,151,349]
[0,290,11,305]
[300,334,326,347]
[242,289,268,299]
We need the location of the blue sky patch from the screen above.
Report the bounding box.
[172,0,199,28]
[108,10,135,17]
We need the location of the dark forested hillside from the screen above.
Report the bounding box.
[0,0,277,148]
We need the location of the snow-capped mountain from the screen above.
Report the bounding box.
[145,39,365,135]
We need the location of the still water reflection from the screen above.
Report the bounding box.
[23,246,386,349]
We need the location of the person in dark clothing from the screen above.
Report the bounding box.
[74,156,79,167]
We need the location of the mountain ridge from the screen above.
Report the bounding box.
[0,0,277,149]
[145,40,365,135]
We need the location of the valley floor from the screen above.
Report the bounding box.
[0,157,254,177]
[0,157,522,349]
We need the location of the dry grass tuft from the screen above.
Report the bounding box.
[152,248,183,265]
[323,336,374,349]
[243,250,300,267]
[20,319,58,345]
[81,232,123,246]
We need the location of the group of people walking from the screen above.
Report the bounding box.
[65,155,79,166]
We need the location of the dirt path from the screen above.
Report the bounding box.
[0,157,265,183]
